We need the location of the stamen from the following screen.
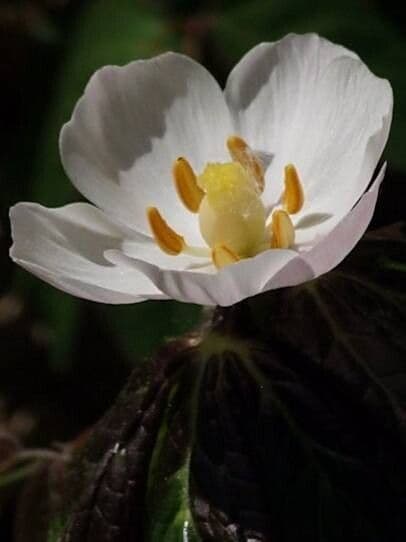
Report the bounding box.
[227,135,265,193]
[147,207,185,255]
[173,157,204,213]
[283,164,304,214]
[212,243,240,269]
[271,210,295,249]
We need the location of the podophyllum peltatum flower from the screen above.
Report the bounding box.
[10,34,392,306]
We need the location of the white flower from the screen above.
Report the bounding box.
[10,34,392,307]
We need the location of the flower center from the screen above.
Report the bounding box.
[198,162,266,257]
[147,136,304,269]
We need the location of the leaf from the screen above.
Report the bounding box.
[145,358,204,542]
[58,223,406,541]
[192,336,406,541]
[251,222,406,410]
[59,337,199,541]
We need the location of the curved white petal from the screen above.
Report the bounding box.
[223,163,384,294]
[226,34,392,227]
[108,247,310,306]
[302,163,386,276]
[61,53,233,244]
[120,240,211,271]
[9,202,167,303]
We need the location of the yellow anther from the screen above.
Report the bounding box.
[227,135,265,193]
[283,164,304,214]
[211,243,240,269]
[147,207,185,255]
[173,157,205,213]
[271,210,295,249]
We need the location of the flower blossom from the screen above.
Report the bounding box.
[10,34,393,306]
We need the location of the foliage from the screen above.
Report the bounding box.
[49,223,406,541]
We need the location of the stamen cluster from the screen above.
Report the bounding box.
[148,136,304,268]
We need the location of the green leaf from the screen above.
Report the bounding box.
[145,360,204,542]
[58,340,191,540]
[57,223,406,541]
[251,222,406,409]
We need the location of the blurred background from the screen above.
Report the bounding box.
[0,0,405,538]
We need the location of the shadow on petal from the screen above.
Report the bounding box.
[295,213,332,230]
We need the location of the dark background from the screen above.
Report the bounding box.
[0,0,405,538]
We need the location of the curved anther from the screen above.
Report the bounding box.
[212,243,240,269]
[147,207,185,255]
[173,157,205,213]
[283,164,304,214]
[227,135,265,193]
[271,210,295,249]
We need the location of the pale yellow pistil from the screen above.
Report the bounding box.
[197,162,266,257]
[146,136,305,269]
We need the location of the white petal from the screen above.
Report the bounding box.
[120,240,211,271]
[109,248,309,306]
[60,53,233,244]
[260,164,385,291]
[226,33,392,224]
[301,164,386,277]
[10,202,166,303]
